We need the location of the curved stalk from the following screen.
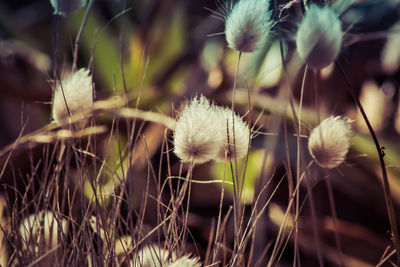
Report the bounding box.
[335,61,400,266]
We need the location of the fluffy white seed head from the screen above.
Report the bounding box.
[296,4,343,69]
[18,211,68,252]
[52,68,93,129]
[225,0,272,52]
[308,116,353,169]
[173,96,223,164]
[215,106,250,162]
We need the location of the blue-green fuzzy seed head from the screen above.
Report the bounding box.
[296,4,343,69]
[225,0,272,52]
[50,0,87,17]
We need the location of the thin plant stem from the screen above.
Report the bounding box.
[297,64,308,240]
[212,159,228,263]
[335,61,400,266]
[229,51,242,263]
[52,14,75,131]
[299,65,324,267]
[275,7,304,264]
[325,176,345,267]
[313,67,343,264]
[72,0,95,72]
[304,168,324,267]
[239,80,252,200]
[313,70,322,124]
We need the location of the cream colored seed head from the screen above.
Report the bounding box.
[215,106,250,162]
[308,116,352,169]
[173,95,223,164]
[52,68,93,129]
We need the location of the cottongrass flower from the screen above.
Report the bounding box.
[52,68,93,129]
[134,245,200,267]
[308,116,353,169]
[225,0,272,52]
[296,4,343,70]
[173,95,223,164]
[216,106,250,162]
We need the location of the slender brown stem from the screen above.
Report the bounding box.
[229,51,242,265]
[335,61,400,266]
[72,0,95,72]
[325,177,345,267]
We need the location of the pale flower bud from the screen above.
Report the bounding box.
[296,4,343,70]
[225,0,272,52]
[52,68,93,129]
[215,107,250,162]
[308,116,352,169]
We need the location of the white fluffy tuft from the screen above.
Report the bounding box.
[215,106,250,162]
[296,4,343,69]
[308,116,352,169]
[173,96,223,164]
[225,0,272,52]
[52,68,93,129]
